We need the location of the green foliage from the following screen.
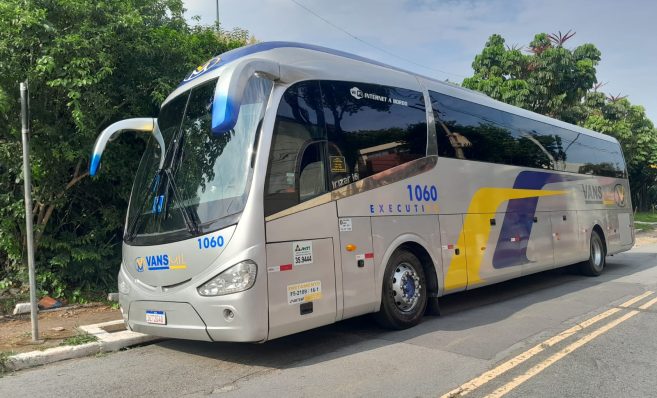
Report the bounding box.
[581,95,657,209]
[0,350,14,375]
[0,0,251,298]
[463,32,600,123]
[60,331,98,346]
[463,31,657,210]
[634,212,657,223]
[634,221,656,233]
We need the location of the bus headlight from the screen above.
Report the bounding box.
[197,260,257,296]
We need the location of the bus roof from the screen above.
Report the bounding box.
[174,41,618,144]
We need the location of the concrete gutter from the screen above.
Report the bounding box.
[4,320,160,372]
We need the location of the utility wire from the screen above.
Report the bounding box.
[289,0,467,79]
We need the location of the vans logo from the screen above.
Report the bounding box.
[614,184,626,207]
[135,253,187,272]
[581,184,603,203]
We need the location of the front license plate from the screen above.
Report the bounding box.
[145,310,166,325]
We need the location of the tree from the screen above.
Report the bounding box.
[581,93,657,209]
[463,31,600,124]
[463,31,657,211]
[0,0,251,298]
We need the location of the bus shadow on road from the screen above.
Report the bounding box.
[154,250,657,367]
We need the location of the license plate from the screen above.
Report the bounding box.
[145,310,166,325]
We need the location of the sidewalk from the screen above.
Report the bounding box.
[0,304,159,373]
[3,319,159,372]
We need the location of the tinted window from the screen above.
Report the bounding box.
[264,81,327,216]
[430,91,626,177]
[431,93,513,164]
[321,81,427,188]
[563,133,626,177]
[500,113,567,170]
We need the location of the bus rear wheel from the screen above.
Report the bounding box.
[579,230,606,276]
[375,250,427,329]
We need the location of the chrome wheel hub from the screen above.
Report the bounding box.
[391,262,421,312]
[592,238,603,269]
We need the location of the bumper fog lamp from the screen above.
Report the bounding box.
[197,260,257,296]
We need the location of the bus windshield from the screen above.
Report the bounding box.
[125,76,273,245]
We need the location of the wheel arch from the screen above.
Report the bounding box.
[592,224,607,253]
[374,234,441,310]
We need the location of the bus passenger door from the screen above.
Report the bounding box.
[338,217,375,319]
[266,238,337,340]
[440,214,468,293]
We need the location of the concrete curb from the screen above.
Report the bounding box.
[4,320,160,372]
[80,320,159,353]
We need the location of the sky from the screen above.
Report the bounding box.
[182,0,657,123]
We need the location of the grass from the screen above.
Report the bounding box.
[0,294,29,316]
[0,351,14,375]
[634,212,657,223]
[60,332,98,346]
[635,223,656,233]
[634,212,657,234]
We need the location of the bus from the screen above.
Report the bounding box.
[90,41,634,342]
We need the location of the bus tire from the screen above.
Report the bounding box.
[579,230,606,276]
[375,250,427,329]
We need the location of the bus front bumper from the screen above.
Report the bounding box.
[122,296,268,342]
[119,276,269,343]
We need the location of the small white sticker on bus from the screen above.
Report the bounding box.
[293,240,313,265]
[339,218,353,232]
[287,281,322,305]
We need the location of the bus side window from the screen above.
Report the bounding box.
[320,80,427,187]
[327,142,353,190]
[298,141,328,202]
[429,90,627,178]
[264,81,326,217]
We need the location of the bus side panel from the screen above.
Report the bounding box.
[493,210,553,277]
[266,238,337,340]
[371,215,441,305]
[339,216,376,319]
[440,214,467,293]
[618,212,633,247]
[466,212,523,289]
[549,210,581,268]
[577,209,606,255]
[603,210,616,252]
[266,201,344,318]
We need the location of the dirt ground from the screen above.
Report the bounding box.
[0,304,122,354]
[634,228,657,247]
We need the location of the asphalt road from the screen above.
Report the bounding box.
[2,243,657,398]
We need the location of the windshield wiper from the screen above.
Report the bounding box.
[124,171,162,241]
[124,168,199,240]
[164,168,199,235]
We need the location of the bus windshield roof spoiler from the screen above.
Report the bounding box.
[89,118,163,176]
[212,58,280,135]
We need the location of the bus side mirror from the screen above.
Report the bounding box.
[90,118,164,176]
[212,58,280,135]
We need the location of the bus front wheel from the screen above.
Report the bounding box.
[375,250,427,329]
[579,230,606,276]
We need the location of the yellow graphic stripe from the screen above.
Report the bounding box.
[444,188,566,291]
[168,265,187,270]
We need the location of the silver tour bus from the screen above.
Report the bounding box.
[91,42,634,342]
